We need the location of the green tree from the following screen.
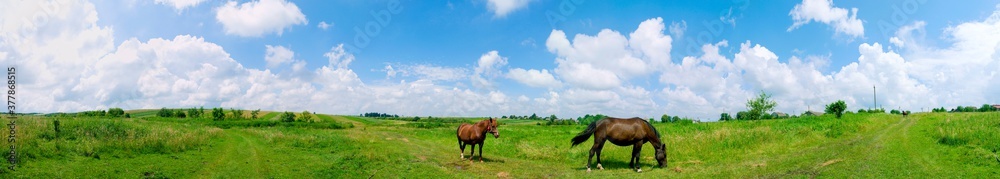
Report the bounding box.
[187,108,199,118]
[158,107,173,117]
[671,116,681,123]
[251,109,261,119]
[736,111,748,120]
[719,113,733,121]
[529,113,539,120]
[549,114,557,123]
[825,100,848,118]
[301,110,313,122]
[176,110,187,118]
[280,111,296,122]
[212,108,225,121]
[746,91,777,120]
[660,114,670,123]
[108,108,125,117]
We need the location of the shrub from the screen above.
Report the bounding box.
[280,111,296,122]
[108,108,125,117]
[825,100,847,118]
[301,111,313,122]
[157,107,173,118]
[212,108,225,121]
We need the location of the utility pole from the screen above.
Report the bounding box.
[873,86,877,110]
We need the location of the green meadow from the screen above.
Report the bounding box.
[0,111,997,178]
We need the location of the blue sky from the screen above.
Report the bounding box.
[4,0,1000,121]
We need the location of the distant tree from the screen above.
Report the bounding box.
[212,108,225,121]
[301,110,313,122]
[228,108,244,120]
[549,114,557,123]
[979,104,994,112]
[176,110,187,118]
[719,113,733,121]
[158,107,173,118]
[858,109,866,113]
[890,109,901,114]
[187,108,200,118]
[124,113,131,118]
[280,111,296,122]
[251,109,261,120]
[736,111,748,120]
[671,116,681,123]
[108,108,125,117]
[199,106,205,117]
[746,91,777,120]
[825,100,847,118]
[661,114,670,123]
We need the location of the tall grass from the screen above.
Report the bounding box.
[0,116,222,171]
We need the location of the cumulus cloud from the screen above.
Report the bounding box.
[546,17,672,90]
[154,0,207,12]
[486,0,530,18]
[215,0,307,37]
[506,68,561,88]
[472,50,508,89]
[264,45,294,68]
[788,0,864,38]
[0,0,540,118]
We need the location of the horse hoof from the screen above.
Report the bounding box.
[587,168,591,172]
[597,164,604,170]
[637,168,642,173]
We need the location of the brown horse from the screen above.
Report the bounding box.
[571,117,666,172]
[457,118,499,162]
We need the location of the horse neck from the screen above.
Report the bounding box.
[644,123,664,148]
[475,120,490,133]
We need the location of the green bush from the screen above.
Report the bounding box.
[825,100,847,119]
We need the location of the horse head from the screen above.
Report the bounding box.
[655,143,667,167]
[487,117,499,138]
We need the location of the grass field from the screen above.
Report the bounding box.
[0,112,997,178]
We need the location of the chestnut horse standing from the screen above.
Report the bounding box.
[571,117,666,172]
[457,118,499,162]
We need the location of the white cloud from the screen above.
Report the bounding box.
[324,44,354,69]
[788,0,864,38]
[154,0,207,12]
[669,20,687,39]
[546,17,672,90]
[486,0,530,18]
[215,0,307,37]
[264,45,294,68]
[506,68,561,88]
[472,50,509,89]
[317,21,332,30]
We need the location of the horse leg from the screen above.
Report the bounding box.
[632,143,643,172]
[595,141,605,170]
[459,141,465,159]
[587,144,598,172]
[478,143,485,163]
[469,143,476,162]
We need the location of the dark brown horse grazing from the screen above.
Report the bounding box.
[571,117,666,172]
[457,118,499,162]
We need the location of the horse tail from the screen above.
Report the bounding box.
[571,120,599,147]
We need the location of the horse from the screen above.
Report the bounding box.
[902,111,909,117]
[571,117,666,173]
[457,117,499,162]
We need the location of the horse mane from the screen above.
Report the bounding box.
[640,118,660,137]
